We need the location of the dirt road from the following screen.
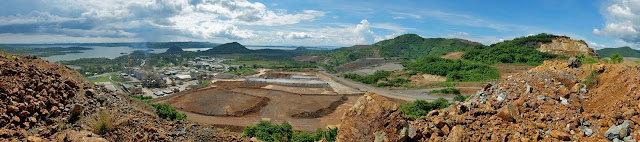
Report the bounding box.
[318,71,481,101]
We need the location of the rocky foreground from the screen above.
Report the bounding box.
[0,51,250,141]
[338,60,640,141]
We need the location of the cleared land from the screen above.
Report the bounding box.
[440,52,464,59]
[154,71,362,132]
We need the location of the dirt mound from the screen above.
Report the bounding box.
[339,60,640,141]
[441,52,464,60]
[293,56,327,62]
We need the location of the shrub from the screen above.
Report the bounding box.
[610,53,624,64]
[453,94,470,102]
[242,121,338,142]
[429,88,460,94]
[151,103,187,121]
[582,69,600,89]
[399,98,451,120]
[575,53,599,64]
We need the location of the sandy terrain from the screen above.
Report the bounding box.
[440,52,464,59]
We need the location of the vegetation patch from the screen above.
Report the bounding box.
[582,69,600,89]
[453,94,470,102]
[402,56,499,82]
[399,98,451,120]
[462,33,562,66]
[226,67,258,75]
[242,121,337,142]
[610,53,624,64]
[575,54,599,64]
[342,70,391,84]
[429,88,460,94]
[151,103,187,121]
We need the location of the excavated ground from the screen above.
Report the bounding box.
[155,80,355,132]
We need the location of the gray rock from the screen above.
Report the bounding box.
[606,120,631,140]
[580,88,588,94]
[624,136,633,141]
[526,85,532,93]
[537,95,546,101]
[560,97,569,105]
[568,57,582,68]
[580,128,594,136]
[582,121,591,126]
[606,125,621,140]
[613,138,622,142]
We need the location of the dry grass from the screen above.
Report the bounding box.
[89,109,114,135]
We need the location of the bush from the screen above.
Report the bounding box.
[582,69,600,89]
[453,94,470,102]
[429,88,460,94]
[575,53,599,64]
[610,53,624,64]
[242,121,337,142]
[151,103,187,121]
[399,98,451,120]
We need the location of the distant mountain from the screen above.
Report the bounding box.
[597,46,640,58]
[203,42,251,54]
[166,46,183,52]
[373,34,482,59]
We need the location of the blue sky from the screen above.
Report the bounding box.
[0,0,639,49]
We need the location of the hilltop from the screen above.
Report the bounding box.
[597,46,640,58]
[203,42,251,54]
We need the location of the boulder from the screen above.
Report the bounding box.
[605,120,630,140]
[446,125,469,142]
[568,57,582,68]
[337,93,411,142]
[497,104,519,122]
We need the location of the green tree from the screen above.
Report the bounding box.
[610,53,624,64]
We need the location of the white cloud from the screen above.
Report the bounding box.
[594,0,640,44]
[445,32,470,38]
[277,32,313,39]
[370,23,415,33]
[391,12,422,19]
[588,41,607,48]
[0,0,324,42]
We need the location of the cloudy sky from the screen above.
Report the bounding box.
[0,0,638,49]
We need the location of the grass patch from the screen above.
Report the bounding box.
[399,98,451,120]
[132,95,152,104]
[429,88,460,94]
[91,109,114,135]
[242,121,337,142]
[226,67,258,75]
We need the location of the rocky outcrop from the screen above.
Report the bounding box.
[536,37,599,58]
[337,92,413,142]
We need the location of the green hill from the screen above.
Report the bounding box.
[309,34,482,66]
[166,46,184,52]
[461,33,562,65]
[203,42,251,54]
[597,46,640,58]
[374,34,482,59]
